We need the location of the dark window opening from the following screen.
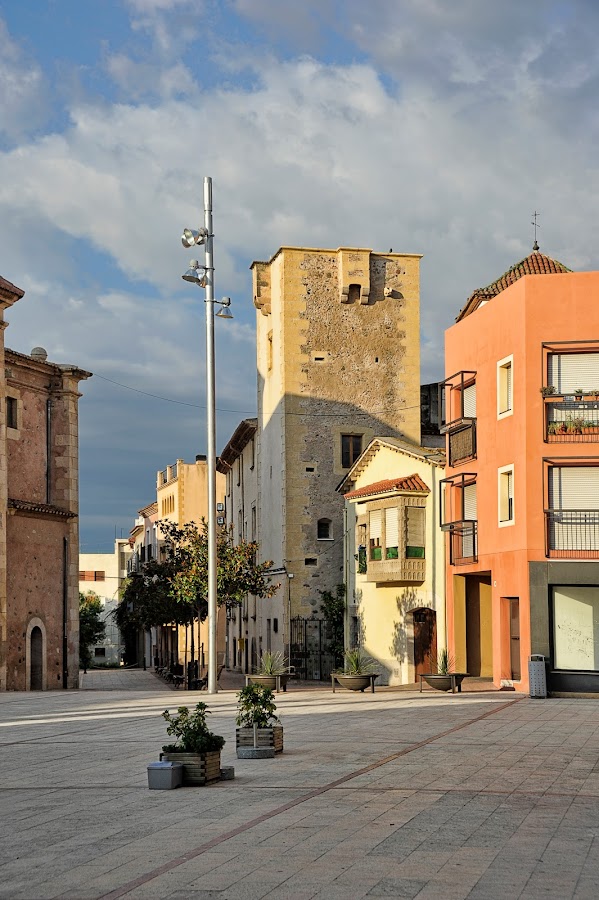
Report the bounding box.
[341,434,362,468]
[305,558,318,566]
[6,396,17,429]
[317,518,332,540]
[347,283,361,303]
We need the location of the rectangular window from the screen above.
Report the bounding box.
[553,586,599,671]
[548,352,599,394]
[497,356,513,417]
[369,509,382,560]
[406,507,425,558]
[498,466,515,525]
[94,647,106,658]
[341,434,362,468]
[6,396,17,429]
[267,330,273,371]
[385,507,399,559]
[79,571,105,581]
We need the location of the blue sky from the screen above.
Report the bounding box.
[2,0,599,551]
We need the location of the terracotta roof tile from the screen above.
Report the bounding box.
[457,248,572,321]
[344,473,429,500]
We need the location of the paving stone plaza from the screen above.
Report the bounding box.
[1,671,599,899]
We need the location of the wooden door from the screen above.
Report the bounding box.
[414,608,437,677]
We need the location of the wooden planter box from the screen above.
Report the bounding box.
[236,725,283,753]
[160,750,221,785]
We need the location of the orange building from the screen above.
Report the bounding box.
[442,245,599,694]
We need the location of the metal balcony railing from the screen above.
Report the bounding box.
[445,520,478,565]
[545,510,599,557]
[545,398,599,442]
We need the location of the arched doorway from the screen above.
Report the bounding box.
[413,608,437,678]
[30,627,43,690]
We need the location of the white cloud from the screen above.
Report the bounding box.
[0,21,47,140]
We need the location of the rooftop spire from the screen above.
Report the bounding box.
[531,210,540,251]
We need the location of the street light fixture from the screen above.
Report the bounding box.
[180,176,232,694]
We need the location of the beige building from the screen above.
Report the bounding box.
[1,275,91,690]
[217,419,259,671]
[247,245,422,676]
[79,539,132,665]
[339,438,446,685]
[154,456,226,672]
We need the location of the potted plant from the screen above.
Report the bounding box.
[421,650,468,693]
[247,650,293,692]
[540,385,556,397]
[332,648,380,692]
[236,684,283,758]
[574,387,584,401]
[160,702,225,785]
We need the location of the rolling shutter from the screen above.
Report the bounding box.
[385,507,399,549]
[548,354,599,394]
[463,383,477,417]
[369,509,382,539]
[463,482,477,520]
[549,467,599,511]
[505,364,512,411]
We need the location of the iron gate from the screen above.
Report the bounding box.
[290,616,335,681]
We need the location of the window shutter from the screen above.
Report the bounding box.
[406,507,425,545]
[463,483,477,520]
[506,364,512,410]
[549,467,599,510]
[548,353,599,394]
[369,509,382,540]
[463,384,476,417]
[385,507,399,548]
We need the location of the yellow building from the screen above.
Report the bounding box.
[339,438,446,685]
[250,246,422,677]
[155,456,226,672]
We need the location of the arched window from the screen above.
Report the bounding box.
[317,518,332,540]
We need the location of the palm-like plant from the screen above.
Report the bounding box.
[340,647,379,675]
[256,650,288,675]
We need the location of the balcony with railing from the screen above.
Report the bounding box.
[545,510,599,558]
[545,396,599,442]
[439,472,478,565]
[440,371,477,465]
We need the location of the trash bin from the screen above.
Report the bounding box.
[147,761,183,790]
[528,655,547,699]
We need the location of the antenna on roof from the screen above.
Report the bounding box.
[531,210,540,251]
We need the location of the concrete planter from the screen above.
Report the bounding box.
[333,674,375,692]
[421,674,468,693]
[236,725,283,758]
[246,674,292,692]
[160,750,221,785]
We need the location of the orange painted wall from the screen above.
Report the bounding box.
[445,271,599,692]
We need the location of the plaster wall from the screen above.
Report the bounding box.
[445,270,599,692]
[346,443,446,684]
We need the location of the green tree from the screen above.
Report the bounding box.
[79,591,106,671]
[159,519,279,620]
[320,584,345,670]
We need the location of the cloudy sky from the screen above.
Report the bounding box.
[1,0,598,551]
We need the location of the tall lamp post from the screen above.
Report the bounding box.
[181,176,232,694]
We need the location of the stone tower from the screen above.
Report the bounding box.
[250,246,422,642]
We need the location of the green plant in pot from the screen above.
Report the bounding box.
[235,684,283,758]
[160,702,225,785]
[247,650,293,692]
[421,649,468,693]
[332,648,380,692]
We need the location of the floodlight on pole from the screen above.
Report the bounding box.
[180,178,232,695]
[181,227,209,248]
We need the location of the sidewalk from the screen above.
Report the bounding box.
[1,679,598,899]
